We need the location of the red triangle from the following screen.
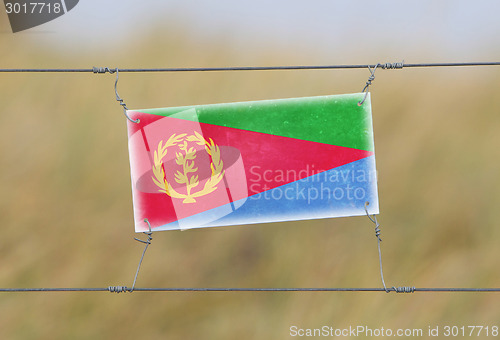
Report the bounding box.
[197,119,373,198]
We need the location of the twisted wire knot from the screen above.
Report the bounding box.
[363,73,375,91]
[364,202,382,242]
[92,67,116,74]
[392,286,416,293]
[108,286,129,293]
[134,229,153,245]
[358,64,378,105]
[358,61,404,105]
[374,222,382,242]
[115,91,128,111]
[380,61,404,70]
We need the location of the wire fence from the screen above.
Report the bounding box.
[1,287,499,293]
[1,60,499,294]
[0,61,500,73]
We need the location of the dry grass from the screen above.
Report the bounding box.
[1,22,500,339]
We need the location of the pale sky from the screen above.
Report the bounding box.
[3,0,500,61]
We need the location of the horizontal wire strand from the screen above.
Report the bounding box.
[0,62,500,73]
[1,287,500,293]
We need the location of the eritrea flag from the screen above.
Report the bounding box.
[127,93,378,232]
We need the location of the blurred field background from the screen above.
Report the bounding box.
[1,2,500,339]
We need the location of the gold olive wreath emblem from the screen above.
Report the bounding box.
[152,131,224,203]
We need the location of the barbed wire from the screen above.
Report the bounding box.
[0,61,499,73]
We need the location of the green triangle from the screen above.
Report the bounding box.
[137,93,374,151]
